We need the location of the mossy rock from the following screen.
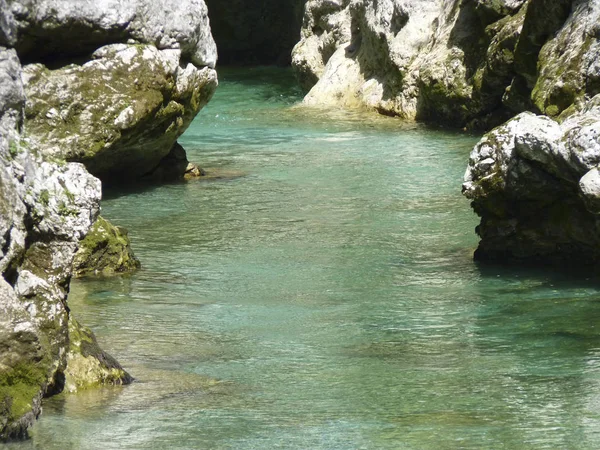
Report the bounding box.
[73,216,140,277]
[23,43,217,184]
[64,317,132,393]
[0,323,54,440]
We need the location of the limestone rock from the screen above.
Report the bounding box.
[23,43,218,183]
[579,168,600,214]
[291,0,351,91]
[73,216,140,278]
[8,0,217,68]
[0,0,16,47]
[0,45,131,440]
[463,97,600,264]
[530,0,600,118]
[2,0,219,440]
[1,46,101,439]
[293,0,598,129]
[293,0,500,125]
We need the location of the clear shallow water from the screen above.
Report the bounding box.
[10,67,600,449]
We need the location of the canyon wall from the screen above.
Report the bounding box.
[1,0,218,438]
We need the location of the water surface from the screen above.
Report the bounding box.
[11,67,600,449]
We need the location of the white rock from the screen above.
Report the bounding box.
[579,168,600,214]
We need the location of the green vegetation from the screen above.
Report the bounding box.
[39,189,50,206]
[0,361,47,421]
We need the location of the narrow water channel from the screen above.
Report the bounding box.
[13,67,600,449]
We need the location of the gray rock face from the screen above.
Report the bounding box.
[0,0,16,46]
[463,98,600,263]
[292,0,597,129]
[530,0,600,118]
[8,0,217,68]
[1,0,217,438]
[9,0,218,184]
[23,43,217,182]
[459,0,600,264]
[0,46,130,439]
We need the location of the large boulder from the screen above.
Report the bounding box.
[23,43,217,183]
[8,0,217,68]
[463,96,600,264]
[8,0,218,184]
[292,0,600,129]
[460,0,600,264]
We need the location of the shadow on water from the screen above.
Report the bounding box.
[474,259,600,291]
[101,179,178,201]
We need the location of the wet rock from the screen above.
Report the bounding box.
[73,216,140,278]
[184,162,207,179]
[64,317,132,393]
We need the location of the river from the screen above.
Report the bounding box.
[10,67,600,449]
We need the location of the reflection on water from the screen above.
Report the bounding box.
[10,67,600,449]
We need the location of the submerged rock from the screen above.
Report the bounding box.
[463,97,600,264]
[73,216,140,278]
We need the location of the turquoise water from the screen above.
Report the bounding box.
[11,67,600,449]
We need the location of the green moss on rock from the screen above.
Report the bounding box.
[73,216,140,277]
[0,363,46,421]
[23,44,217,183]
[64,318,132,393]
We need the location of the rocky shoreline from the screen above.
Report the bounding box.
[292,0,600,265]
[2,0,600,440]
[1,0,217,439]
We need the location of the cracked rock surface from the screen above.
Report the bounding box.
[293,0,598,129]
[463,96,600,264]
